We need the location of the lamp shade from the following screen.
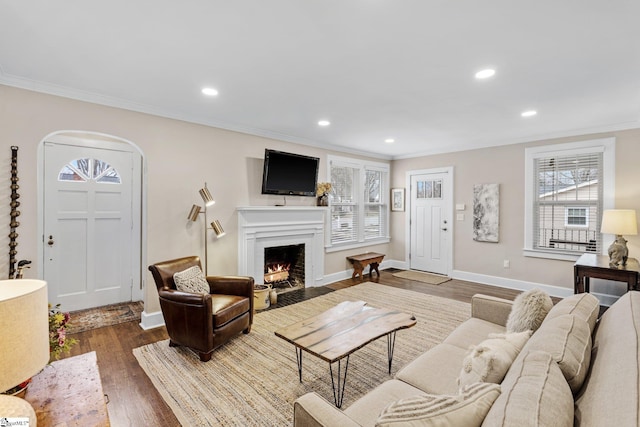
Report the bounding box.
[188,204,202,222]
[0,279,49,393]
[601,209,638,236]
[211,219,226,238]
[199,186,215,207]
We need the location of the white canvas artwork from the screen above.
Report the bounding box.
[473,183,499,243]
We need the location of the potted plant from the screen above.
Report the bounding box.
[49,303,78,361]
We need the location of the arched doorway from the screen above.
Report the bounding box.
[39,131,144,311]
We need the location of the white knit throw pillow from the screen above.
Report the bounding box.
[173,266,209,295]
[458,330,532,389]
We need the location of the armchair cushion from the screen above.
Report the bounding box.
[173,266,209,295]
[212,294,251,327]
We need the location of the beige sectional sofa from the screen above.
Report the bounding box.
[294,290,640,426]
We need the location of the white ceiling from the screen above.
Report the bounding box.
[1,1,639,159]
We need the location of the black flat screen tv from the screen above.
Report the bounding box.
[261,149,319,197]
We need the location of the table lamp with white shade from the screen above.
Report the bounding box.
[601,209,638,266]
[0,279,49,426]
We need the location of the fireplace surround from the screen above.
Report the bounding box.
[237,207,326,288]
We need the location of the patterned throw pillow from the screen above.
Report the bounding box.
[506,288,553,333]
[173,266,209,295]
[458,330,532,389]
[375,382,501,427]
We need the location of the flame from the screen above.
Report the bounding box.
[266,263,290,274]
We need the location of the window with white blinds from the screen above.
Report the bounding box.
[328,156,389,249]
[524,138,615,260]
[534,152,602,253]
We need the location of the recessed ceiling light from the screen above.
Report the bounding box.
[385,138,395,144]
[521,110,537,117]
[475,69,496,79]
[318,120,331,127]
[201,87,219,96]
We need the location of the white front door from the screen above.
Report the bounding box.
[43,141,134,311]
[409,171,450,275]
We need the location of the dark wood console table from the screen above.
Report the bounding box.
[574,253,640,294]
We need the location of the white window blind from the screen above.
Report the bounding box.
[533,152,602,253]
[330,164,359,245]
[329,156,389,248]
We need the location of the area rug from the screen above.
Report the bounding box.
[133,282,470,426]
[67,301,144,334]
[392,270,451,285]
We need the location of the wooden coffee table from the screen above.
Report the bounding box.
[274,300,416,407]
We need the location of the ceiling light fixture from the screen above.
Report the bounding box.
[521,110,537,117]
[318,120,331,127]
[201,87,219,96]
[475,69,496,79]
[385,138,395,144]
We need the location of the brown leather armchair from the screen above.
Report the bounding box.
[148,256,254,362]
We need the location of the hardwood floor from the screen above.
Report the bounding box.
[63,270,525,426]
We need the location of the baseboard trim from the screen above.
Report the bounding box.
[139,310,165,330]
[451,269,621,306]
[451,270,574,299]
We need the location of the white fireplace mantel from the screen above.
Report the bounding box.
[237,206,326,287]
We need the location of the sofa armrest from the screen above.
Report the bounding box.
[294,393,362,427]
[471,294,513,327]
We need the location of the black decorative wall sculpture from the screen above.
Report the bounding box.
[9,146,20,279]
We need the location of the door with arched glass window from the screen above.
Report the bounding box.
[43,141,134,311]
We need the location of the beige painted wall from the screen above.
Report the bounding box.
[0,85,390,313]
[390,130,640,292]
[3,83,639,314]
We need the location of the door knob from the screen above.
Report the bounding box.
[48,235,54,246]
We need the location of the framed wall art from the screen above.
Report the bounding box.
[391,188,405,211]
[473,183,500,242]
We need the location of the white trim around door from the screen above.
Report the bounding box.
[405,166,454,276]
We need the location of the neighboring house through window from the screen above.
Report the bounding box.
[524,138,615,260]
[327,155,390,251]
[565,207,588,227]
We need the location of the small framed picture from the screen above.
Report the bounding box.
[391,188,405,211]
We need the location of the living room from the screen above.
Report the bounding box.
[1,2,640,426]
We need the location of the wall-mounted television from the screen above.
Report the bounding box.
[261,149,319,197]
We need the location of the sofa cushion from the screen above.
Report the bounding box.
[173,266,209,295]
[521,314,591,394]
[343,379,427,426]
[506,288,553,333]
[575,291,640,426]
[482,350,574,427]
[544,292,599,334]
[443,318,506,350]
[375,382,501,427]
[457,330,531,388]
[395,343,468,395]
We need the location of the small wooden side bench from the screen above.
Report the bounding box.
[347,252,385,281]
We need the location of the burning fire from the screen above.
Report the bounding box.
[264,263,291,283]
[266,263,290,274]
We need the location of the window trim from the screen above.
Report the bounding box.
[325,155,390,252]
[523,138,615,260]
[564,206,589,228]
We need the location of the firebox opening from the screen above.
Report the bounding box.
[264,244,305,293]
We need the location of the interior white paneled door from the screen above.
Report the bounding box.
[43,142,134,311]
[409,171,450,275]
